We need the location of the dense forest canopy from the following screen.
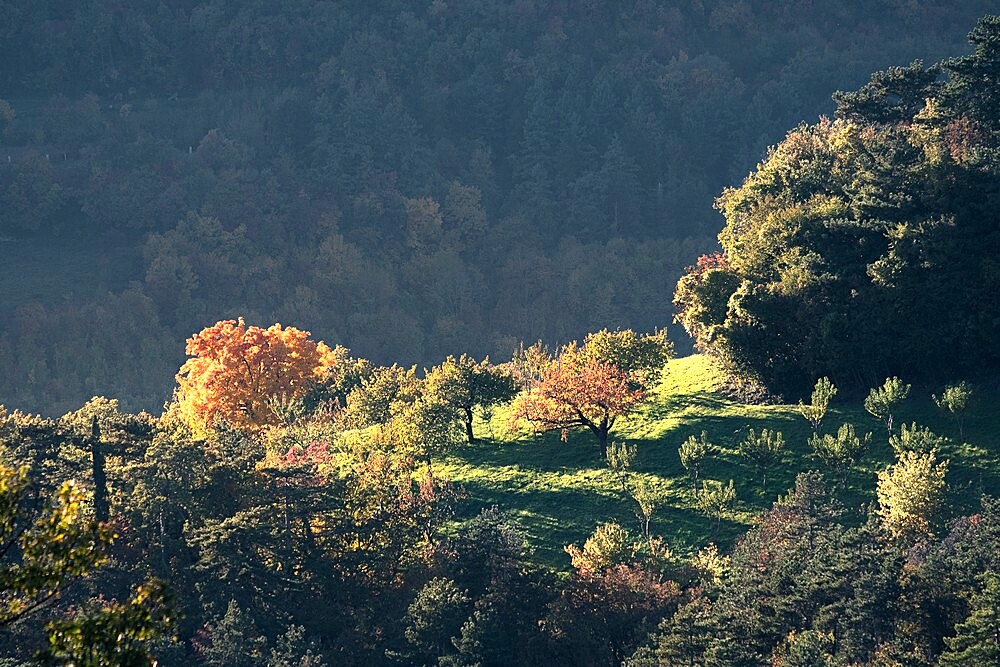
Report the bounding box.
[1,1,998,414]
[675,14,1000,394]
[3,7,1000,665]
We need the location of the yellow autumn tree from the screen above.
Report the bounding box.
[176,318,336,431]
[876,449,949,542]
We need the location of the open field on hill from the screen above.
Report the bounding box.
[441,355,1000,568]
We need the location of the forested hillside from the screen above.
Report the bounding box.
[675,14,1000,395]
[5,6,1000,666]
[2,322,999,665]
[1,1,997,414]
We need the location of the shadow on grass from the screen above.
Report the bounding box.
[642,389,734,422]
[449,431,605,474]
[451,471,748,569]
[445,367,1000,569]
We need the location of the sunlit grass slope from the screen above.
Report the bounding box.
[439,355,1000,569]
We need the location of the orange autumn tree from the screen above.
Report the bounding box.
[511,329,672,456]
[176,318,337,431]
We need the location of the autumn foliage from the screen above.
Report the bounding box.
[176,318,336,431]
[514,357,641,453]
[511,329,671,454]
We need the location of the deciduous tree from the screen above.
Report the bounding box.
[424,355,518,443]
[738,428,785,492]
[809,423,871,484]
[697,480,736,533]
[0,465,112,628]
[876,449,948,542]
[511,329,671,456]
[565,522,637,575]
[607,440,638,494]
[176,319,338,431]
[679,432,713,489]
[629,477,666,549]
[865,377,911,435]
[933,382,973,440]
[547,563,681,667]
[344,365,421,429]
[40,580,176,667]
[889,422,945,456]
[799,378,837,430]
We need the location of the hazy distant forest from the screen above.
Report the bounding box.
[2,0,998,415]
[8,4,1000,667]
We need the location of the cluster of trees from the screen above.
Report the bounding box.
[0,317,996,665]
[672,374,969,541]
[0,320,678,664]
[5,6,1000,664]
[617,373,996,666]
[675,15,1000,394]
[628,475,1000,666]
[510,329,672,456]
[1,1,996,414]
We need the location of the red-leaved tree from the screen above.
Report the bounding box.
[511,329,671,456]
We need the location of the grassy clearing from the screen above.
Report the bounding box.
[439,355,1000,569]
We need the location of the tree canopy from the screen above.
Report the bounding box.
[511,329,671,455]
[675,15,1000,393]
[176,319,337,431]
[0,1,994,415]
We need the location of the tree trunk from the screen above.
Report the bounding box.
[464,406,475,443]
[158,511,169,573]
[595,425,609,459]
[282,489,292,570]
[90,416,109,523]
[301,512,315,552]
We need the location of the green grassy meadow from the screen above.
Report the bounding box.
[440,355,1000,569]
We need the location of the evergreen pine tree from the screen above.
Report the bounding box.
[939,573,1000,666]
